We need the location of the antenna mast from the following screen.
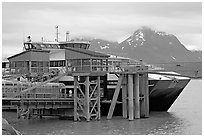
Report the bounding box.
[66,31,69,41]
[55,26,59,42]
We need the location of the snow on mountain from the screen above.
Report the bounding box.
[100,45,109,49]
[89,27,201,63]
[117,27,200,63]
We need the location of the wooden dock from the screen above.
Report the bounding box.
[3,46,150,121]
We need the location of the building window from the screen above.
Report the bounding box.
[50,61,54,67]
[50,60,65,67]
[31,61,38,67]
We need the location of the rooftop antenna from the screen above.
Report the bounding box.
[27,36,32,42]
[66,31,70,41]
[55,26,59,42]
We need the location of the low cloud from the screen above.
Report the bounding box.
[2,2,202,58]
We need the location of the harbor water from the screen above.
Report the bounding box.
[2,79,202,135]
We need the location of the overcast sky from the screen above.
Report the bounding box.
[2,2,202,58]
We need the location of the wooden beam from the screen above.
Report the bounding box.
[97,76,101,120]
[74,76,78,121]
[128,74,134,121]
[144,73,149,118]
[85,76,90,121]
[140,73,149,118]
[107,74,124,119]
[134,73,140,119]
[122,74,127,118]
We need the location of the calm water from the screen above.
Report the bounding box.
[2,79,202,135]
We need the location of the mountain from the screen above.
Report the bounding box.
[89,38,118,55]
[190,50,202,61]
[89,27,200,64]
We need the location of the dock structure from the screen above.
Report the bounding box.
[73,75,101,121]
[107,66,149,120]
[3,44,150,121]
[65,47,109,121]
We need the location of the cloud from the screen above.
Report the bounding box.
[2,2,202,58]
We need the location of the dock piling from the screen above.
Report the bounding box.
[107,75,124,119]
[140,73,149,118]
[107,66,149,121]
[134,73,140,119]
[85,76,90,121]
[128,74,134,121]
[122,74,128,118]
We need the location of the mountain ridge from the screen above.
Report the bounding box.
[89,27,201,64]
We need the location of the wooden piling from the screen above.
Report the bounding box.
[74,76,78,121]
[85,76,90,121]
[128,74,134,121]
[144,73,149,118]
[107,74,124,119]
[97,76,101,120]
[17,106,20,119]
[134,73,140,119]
[122,74,127,118]
[140,73,149,118]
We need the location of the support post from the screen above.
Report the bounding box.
[128,74,134,121]
[140,73,149,118]
[85,76,90,121]
[97,76,101,120]
[74,76,78,121]
[17,106,21,119]
[107,74,124,119]
[122,74,127,118]
[134,73,140,119]
[144,73,149,118]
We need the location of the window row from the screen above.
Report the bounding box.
[31,61,49,67]
[50,60,66,67]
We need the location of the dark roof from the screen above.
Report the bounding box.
[65,47,110,58]
[7,49,50,60]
